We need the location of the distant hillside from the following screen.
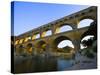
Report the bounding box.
[58,46,73,53]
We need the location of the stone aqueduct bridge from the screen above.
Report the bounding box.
[14,6,97,57]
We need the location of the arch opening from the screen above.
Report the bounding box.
[37,41,47,53]
[35,34,40,39]
[59,25,72,33]
[80,34,97,59]
[55,25,72,34]
[15,40,19,45]
[24,36,31,42]
[80,35,95,49]
[78,19,94,28]
[26,43,33,53]
[45,30,52,36]
[19,39,24,44]
[58,40,74,48]
[54,36,74,53]
[18,45,24,55]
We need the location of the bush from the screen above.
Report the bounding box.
[85,51,94,59]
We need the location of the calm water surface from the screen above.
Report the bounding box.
[14,55,73,73]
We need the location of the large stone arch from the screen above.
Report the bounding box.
[36,40,47,54]
[17,45,25,55]
[26,43,33,54]
[52,36,75,53]
[80,31,94,40]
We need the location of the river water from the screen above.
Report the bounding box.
[14,55,74,73]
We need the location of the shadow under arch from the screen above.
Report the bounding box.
[81,31,95,41]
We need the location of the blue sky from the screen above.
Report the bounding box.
[12,1,90,36]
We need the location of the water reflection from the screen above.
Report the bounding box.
[57,59,73,71]
[14,55,73,73]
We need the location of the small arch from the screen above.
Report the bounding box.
[19,39,24,44]
[24,36,31,42]
[35,34,40,39]
[78,19,94,28]
[55,24,73,34]
[41,29,52,37]
[15,40,19,45]
[45,30,52,36]
[59,25,73,33]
